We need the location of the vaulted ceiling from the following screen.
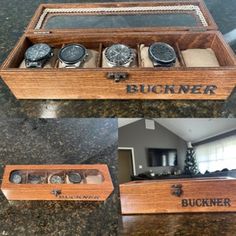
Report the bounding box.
[118,118,236,143]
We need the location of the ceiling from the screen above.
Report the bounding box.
[118,118,236,143]
[118,118,142,128]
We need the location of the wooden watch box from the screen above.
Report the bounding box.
[1,164,114,201]
[0,1,236,100]
[120,178,236,214]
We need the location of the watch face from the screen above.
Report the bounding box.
[149,42,176,65]
[68,172,82,183]
[49,175,63,184]
[10,172,22,184]
[105,44,133,66]
[59,44,87,64]
[28,175,43,184]
[25,43,52,62]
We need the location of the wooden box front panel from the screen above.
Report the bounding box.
[1,31,236,100]
[1,165,114,201]
[120,178,236,214]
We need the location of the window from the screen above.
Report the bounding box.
[195,135,236,173]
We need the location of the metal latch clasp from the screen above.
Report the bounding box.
[51,189,62,197]
[171,184,183,197]
[106,72,128,82]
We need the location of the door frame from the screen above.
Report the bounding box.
[118,147,136,176]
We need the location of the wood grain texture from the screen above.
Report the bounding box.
[0,1,235,100]
[1,165,114,201]
[120,178,236,214]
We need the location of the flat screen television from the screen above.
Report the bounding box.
[147,148,178,167]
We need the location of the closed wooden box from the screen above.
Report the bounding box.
[120,178,236,214]
[0,1,236,100]
[1,164,114,201]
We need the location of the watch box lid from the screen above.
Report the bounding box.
[25,0,218,35]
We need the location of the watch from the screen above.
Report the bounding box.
[104,44,134,67]
[68,172,82,184]
[10,172,22,184]
[49,175,64,184]
[28,174,43,184]
[148,42,176,67]
[59,44,88,68]
[25,43,53,68]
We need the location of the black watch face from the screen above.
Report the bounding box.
[10,172,22,184]
[149,42,176,64]
[68,172,82,183]
[59,44,86,64]
[25,43,52,62]
[28,175,43,184]
[105,44,133,66]
[49,175,63,184]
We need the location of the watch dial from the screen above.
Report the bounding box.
[105,44,133,66]
[68,172,82,183]
[59,44,86,64]
[10,173,22,184]
[149,43,176,64]
[50,175,63,184]
[28,175,42,184]
[25,43,52,62]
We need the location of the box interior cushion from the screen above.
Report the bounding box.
[182,48,220,67]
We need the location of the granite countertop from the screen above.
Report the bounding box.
[0,0,236,118]
[0,118,119,236]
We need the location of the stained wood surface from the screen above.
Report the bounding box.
[1,165,114,201]
[120,178,236,214]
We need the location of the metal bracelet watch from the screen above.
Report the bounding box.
[104,44,134,67]
[148,42,176,67]
[58,44,88,68]
[25,43,53,68]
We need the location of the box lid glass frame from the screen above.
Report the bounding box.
[26,1,218,34]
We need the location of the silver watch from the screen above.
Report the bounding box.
[104,44,134,67]
[49,174,64,184]
[59,44,88,68]
[10,172,22,184]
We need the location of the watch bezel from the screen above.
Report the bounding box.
[148,42,176,65]
[104,44,134,67]
[10,172,22,184]
[68,172,82,183]
[49,174,64,184]
[59,44,87,65]
[25,43,53,62]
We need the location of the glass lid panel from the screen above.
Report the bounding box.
[35,5,209,30]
